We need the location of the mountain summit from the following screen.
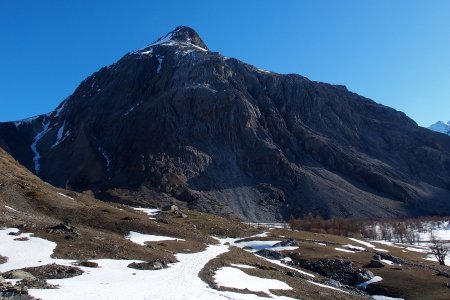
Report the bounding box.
[142,26,209,51]
[429,120,450,136]
[1,26,450,221]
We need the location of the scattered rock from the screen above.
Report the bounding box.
[272,239,298,247]
[436,270,450,278]
[5,263,83,280]
[366,260,385,268]
[16,278,59,289]
[372,254,381,261]
[46,223,79,236]
[128,259,168,270]
[0,255,7,264]
[78,261,99,268]
[162,204,187,218]
[256,249,284,260]
[327,279,342,288]
[13,237,29,241]
[3,270,36,280]
[7,231,21,236]
[356,270,374,283]
[162,204,179,212]
[290,256,356,285]
[0,282,35,300]
[286,271,296,277]
[377,253,405,264]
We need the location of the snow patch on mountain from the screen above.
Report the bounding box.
[14,116,39,128]
[428,120,450,135]
[156,55,164,74]
[97,145,111,171]
[53,100,67,118]
[52,121,70,148]
[31,119,51,173]
[137,27,208,56]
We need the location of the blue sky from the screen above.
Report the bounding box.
[0,1,449,127]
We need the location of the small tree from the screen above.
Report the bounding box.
[429,235,450,266]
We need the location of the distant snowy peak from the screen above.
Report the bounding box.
[138,26,209,54]
[429,120,450,136]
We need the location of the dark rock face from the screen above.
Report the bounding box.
[1,26,450,221]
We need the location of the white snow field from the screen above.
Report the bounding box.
[131,207,160,219]
[125,231,185,246]
[342,244,366,252]
[234,240,284,251]
[372,296,404,300]
[348,238,376,248]
[0,228,72,272]
[0,228,302,300]
[357,276,383,288]
[334,247,356,253]
[214,266,292,294]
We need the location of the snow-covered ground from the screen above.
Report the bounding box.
[372,295,404,300]
[57,192,74,201]
[125,231,184,246]
[232,239,298,252]
[369,221,450,264]
[130,207,160,219]
[214,266,292,294]
[357,276,383,288]
[0,228,71,272]
[1,228,299,300]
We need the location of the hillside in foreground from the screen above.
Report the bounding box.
[1,148,450,299]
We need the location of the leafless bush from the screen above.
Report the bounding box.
[429,234,450,266]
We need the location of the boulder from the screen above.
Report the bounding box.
[367,260,384,268]
[356,270,374,283]
[8,263,83,279]
[4,270,36,280]
[256,249,284,260]
[128,259,168,270]
[327,279,342,288]
[372,254,381,261]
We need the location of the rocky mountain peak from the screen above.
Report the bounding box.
[429,120,450,135]
[148,26,209,51]
[1,27,450,222]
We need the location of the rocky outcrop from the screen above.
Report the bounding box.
[1,26,450,221]
[128,259,168,270]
